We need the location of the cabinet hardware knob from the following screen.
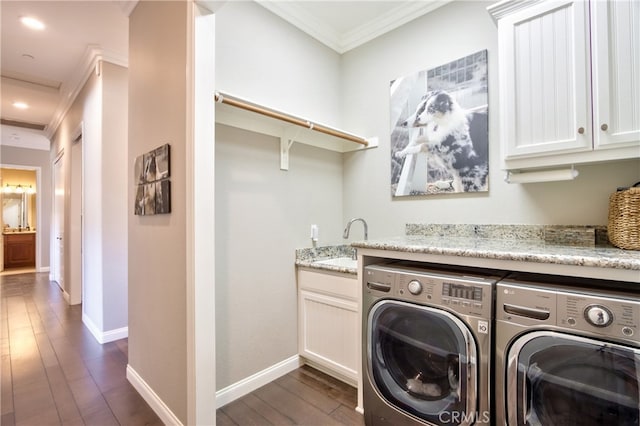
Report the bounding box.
[601,123,608,131]
[578,127,585,134]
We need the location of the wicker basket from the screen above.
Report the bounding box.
[608,182,640,250]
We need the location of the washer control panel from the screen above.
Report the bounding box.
[364,263,499,319]
[407,279,423,295]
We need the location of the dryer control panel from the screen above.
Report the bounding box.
[497,281,640,344]
[557,292,639,342]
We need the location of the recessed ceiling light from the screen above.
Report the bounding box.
[13,102,29,109]
[20,16,45,31]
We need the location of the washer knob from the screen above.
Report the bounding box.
[584,305,613,327]
[407,280,423,295]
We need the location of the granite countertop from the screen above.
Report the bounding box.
[351,224,640,272]
[295,225,640,280]
[295,245,358,275]
[3,230,36,235]
[351,235,640,271]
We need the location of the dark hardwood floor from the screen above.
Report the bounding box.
[2,272,364,426]
[217,365,364,426]
[1,272,162,426]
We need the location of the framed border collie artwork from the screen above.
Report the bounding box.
[390,50,489,197]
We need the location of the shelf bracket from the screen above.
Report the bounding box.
[280,127,299,171]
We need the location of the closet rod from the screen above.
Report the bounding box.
[214,92,369,146]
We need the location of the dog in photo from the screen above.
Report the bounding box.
[395,90,488,192]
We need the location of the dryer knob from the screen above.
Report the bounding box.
[584,305,613,327]
[407,280,423,295]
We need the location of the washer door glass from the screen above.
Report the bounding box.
[508,331,640,426]
[368,300,476,425]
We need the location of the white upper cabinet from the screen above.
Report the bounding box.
[497,1,592,158]
[591,0,640,149]
[489,0,640,170]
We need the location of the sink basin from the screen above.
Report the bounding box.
[313,257,357,269]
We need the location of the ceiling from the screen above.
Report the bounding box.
[0,0,448,149]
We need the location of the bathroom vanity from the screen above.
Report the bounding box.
[3,232,36,269]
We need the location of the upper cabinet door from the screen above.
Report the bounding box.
[498,0,592,159]
[591,0,640,150]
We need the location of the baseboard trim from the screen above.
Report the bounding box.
[82,313,128,344]
[38,266,50,273]
[215,355,302,409]
[300,358,357,387]
[127,364,183,426]
[101,326,128,343]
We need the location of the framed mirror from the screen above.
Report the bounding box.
[2,192,33,230]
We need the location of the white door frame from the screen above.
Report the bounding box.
[52,150,65,293]
[0,163,43,272]
[69,126,84,305]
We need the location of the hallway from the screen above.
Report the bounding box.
[1,272,161,425]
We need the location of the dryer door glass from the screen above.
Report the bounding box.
[368,300,476,426]
[508,332,640,426]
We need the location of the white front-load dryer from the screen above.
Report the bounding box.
[495,275,640,426]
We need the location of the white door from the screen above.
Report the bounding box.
[53,154,65,290]
[591,0,640,150]
[499,0,592,159]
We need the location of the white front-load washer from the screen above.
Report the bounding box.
[362,262,503,426]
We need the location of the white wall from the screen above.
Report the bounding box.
[50,61,129,336]
[81,71,105,328]
[341,0,640,238]
[215,124,344,389]
[100,62,129,331]
[214,0,350,390]
[128,1,189,422]
[127,3,216,423]
[215,1,343,127]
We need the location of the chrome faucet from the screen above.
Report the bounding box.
[343,218,368,241]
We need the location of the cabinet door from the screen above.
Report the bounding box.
[591,0,640,150]
[4,234,36,268]
[298,290,359,382]
[499,0,592,159]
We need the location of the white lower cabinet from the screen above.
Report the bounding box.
[297,268,359,385]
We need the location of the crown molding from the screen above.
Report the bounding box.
[46,45,128,139]
[258,0,452,54]
[341,0,452,52]
[487,0,548,22]
[257,1,342,52]
[196,0,230,15]
[115,0,139,17]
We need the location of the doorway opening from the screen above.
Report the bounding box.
[0,165,41,275]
